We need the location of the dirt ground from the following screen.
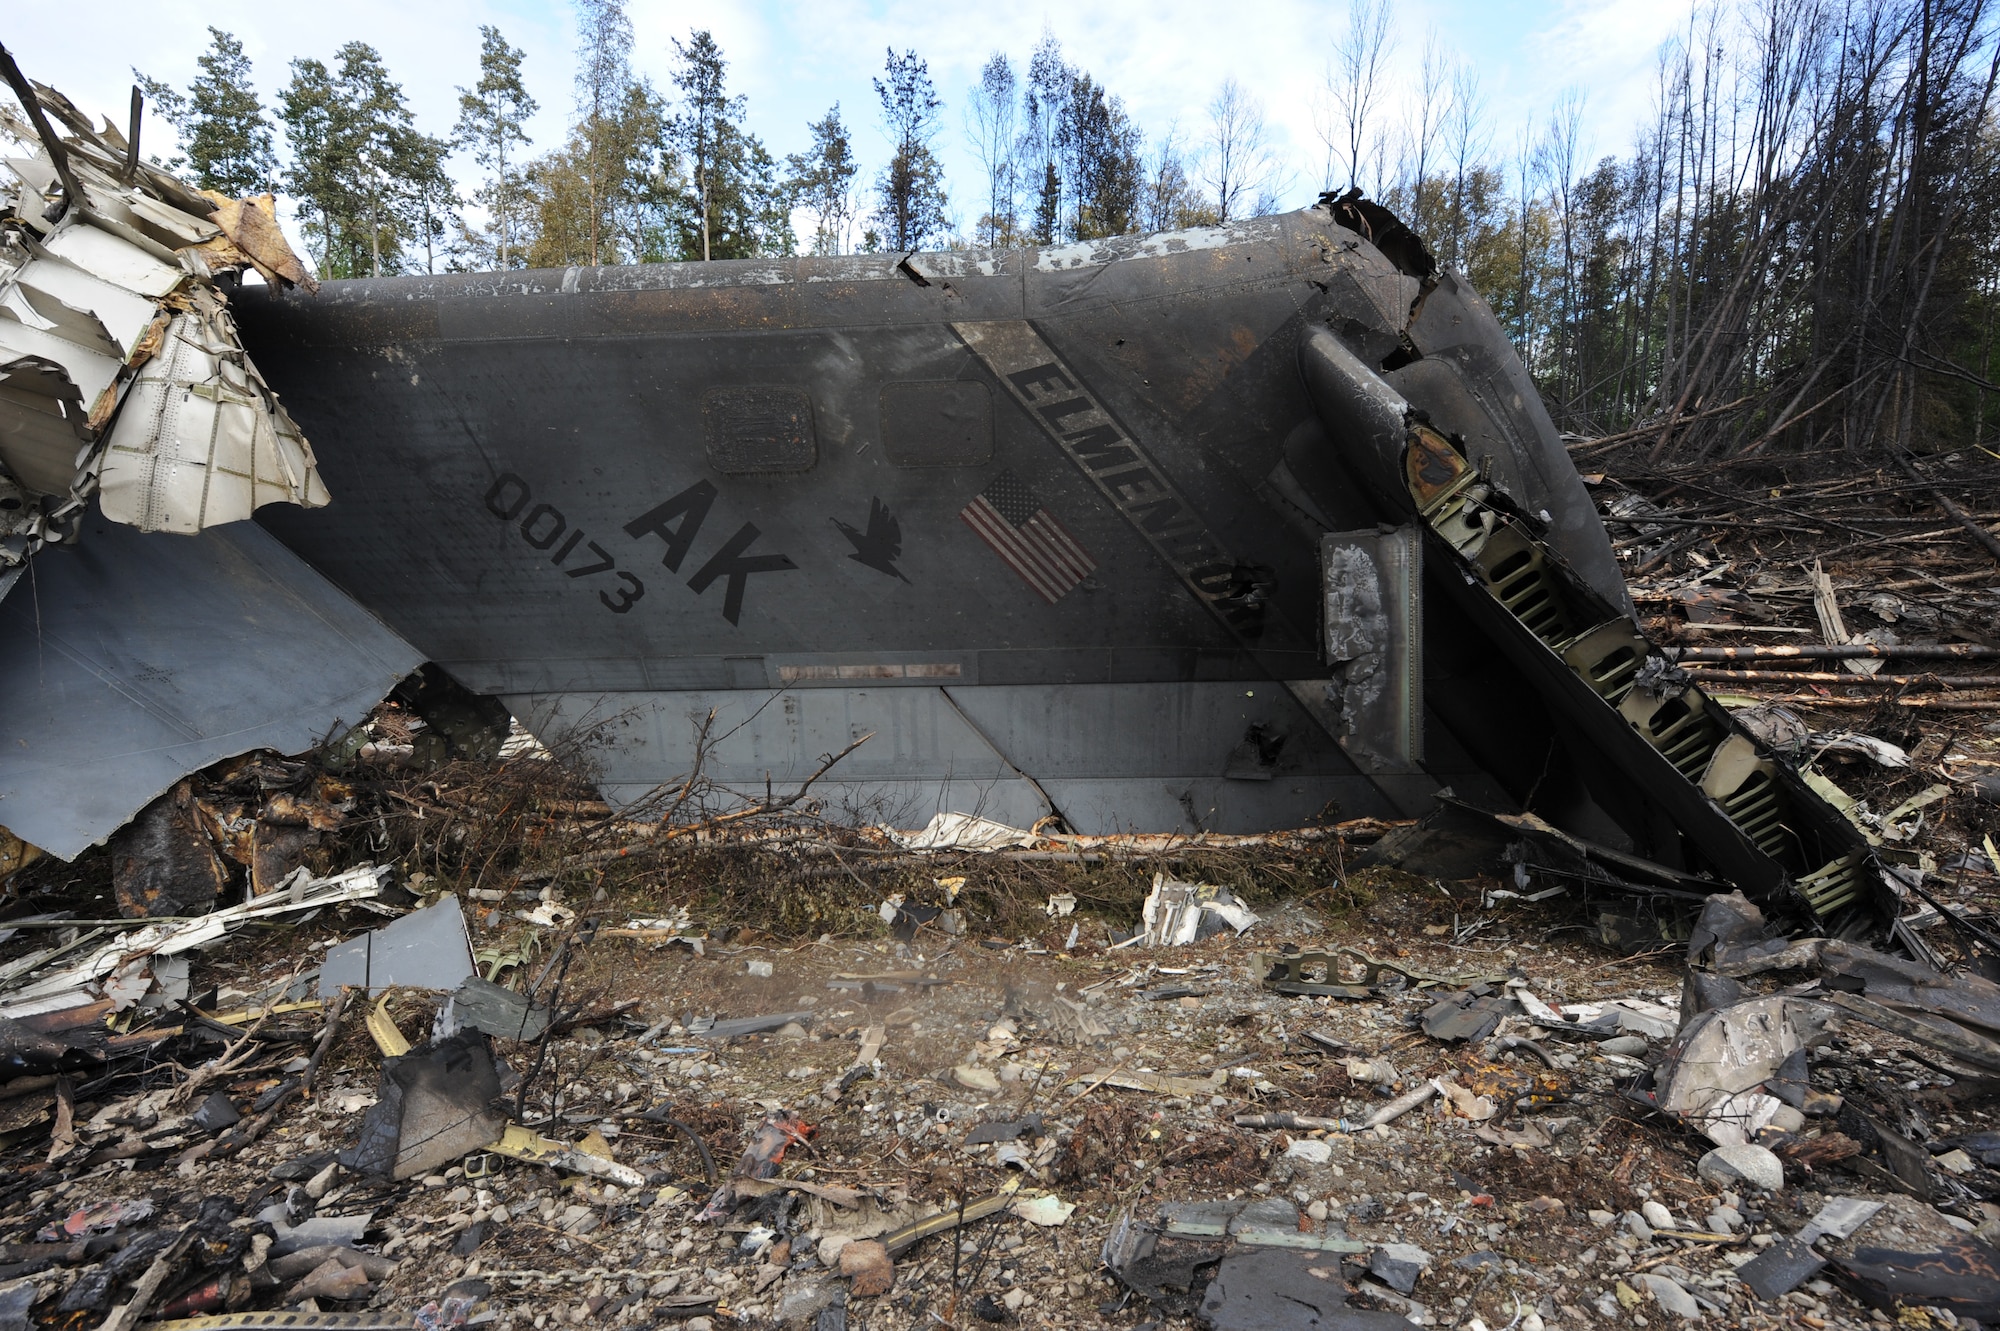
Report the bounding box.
[1,848,1988,1331]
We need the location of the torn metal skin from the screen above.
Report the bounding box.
[1296,327,1897,934]
[1321,524,1423,772]
[1102,1198,1367,1317]
[1833,1235,2000,1323]
[0,72,1913,948]
[0,68,325,569]
[0,67,412,869]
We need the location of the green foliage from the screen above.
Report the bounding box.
[524,16,788,266]
[454,26,538,270]
[1362,0,2000,462]
[872,49,949,251]
[522,129,599,268]
[556,0,648,267]
[664,31,790,261]
[278,43,456,279]
[124,2,2000,465]
[526,82,670,268]
[1059,73,1142,240]
[134,28,277,197]
[1031,161,1061,246]
[1005,35,1145,245]
[1021,32,1066,245]
[785,105,858,255]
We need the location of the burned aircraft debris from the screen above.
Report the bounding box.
[0,65,1927,966]
[4,67,2000,1331]
[0,53,324,567]
[0,65,417,862]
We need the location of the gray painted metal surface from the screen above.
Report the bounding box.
[320,896,476,997]
[234,202,1613,835]
[0,511,421,857]
[505,679,1499,833]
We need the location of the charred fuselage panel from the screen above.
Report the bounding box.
[233,204,1625,835]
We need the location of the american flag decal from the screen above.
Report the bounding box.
[960,471,1096,603]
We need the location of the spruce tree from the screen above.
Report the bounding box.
[665,31,787,261]
[135,28,277,196]
[454,26,538,270]
[1020,33,1068,244]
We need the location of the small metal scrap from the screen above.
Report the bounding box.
[1798,1196,1885,1245]
[1102,1198,1368,1317]
[1421,987,1521,1042]
[1255,946,1507,998]
[965,1113,1044,1145]
[1738,1234,1826,1301]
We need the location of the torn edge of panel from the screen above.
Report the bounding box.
[0,71,325,579]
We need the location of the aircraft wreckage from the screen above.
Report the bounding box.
[0,70,1906,943]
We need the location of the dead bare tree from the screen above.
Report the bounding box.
[1203,77,1278,222]
[1441,63,1489,269]
[1325,0,1396,194]
[965,51,1019,247]
[1540,88,1586,418]
[1401,30,1453,239]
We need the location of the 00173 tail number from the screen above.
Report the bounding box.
[483,473,643,614]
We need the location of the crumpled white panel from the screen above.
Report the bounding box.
[97,297,327,532]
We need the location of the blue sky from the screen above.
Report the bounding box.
[7,0,1698,243]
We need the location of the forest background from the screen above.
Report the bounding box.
[6,0,1996,467]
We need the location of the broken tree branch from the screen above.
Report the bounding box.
[1669,644,2000,661]
[1679,670,2000,686]
[558,732,876,868]
[1698,694,2000,710]
[178,988,349,1166]
[1891,451,2000,567]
